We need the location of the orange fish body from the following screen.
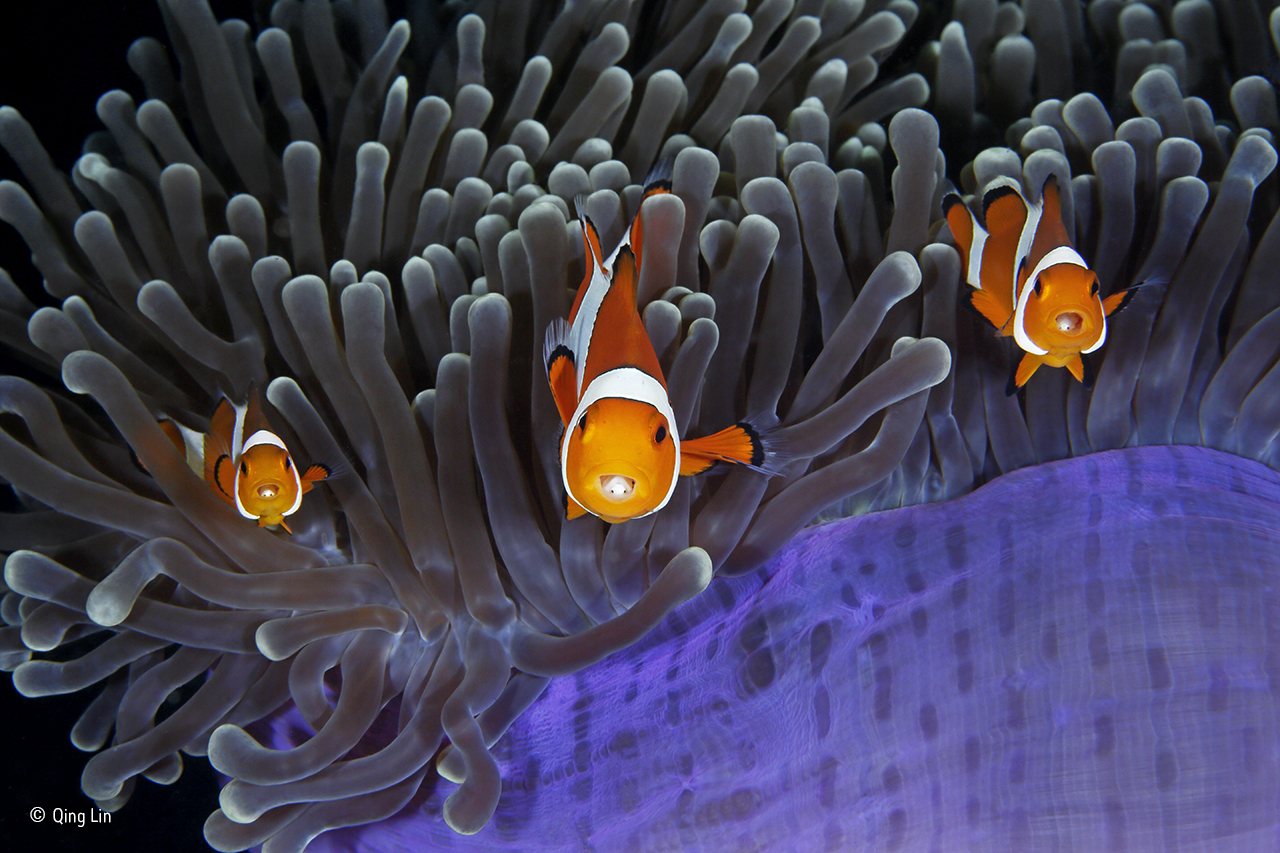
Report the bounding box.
[544,168,768,523]
[943,174,1134,392]
[204,387,329,532]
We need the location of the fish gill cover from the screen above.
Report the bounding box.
[0,1,1277,851]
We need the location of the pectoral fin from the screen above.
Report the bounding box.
[1102,288,1136,316]
[300,463,330,494]
[680,423,767,476]
[964,286,1013,331]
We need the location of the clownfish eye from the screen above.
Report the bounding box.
[240,461,248,476]
[655,425,667,443]
[1033,278,1043,296]
[1090,278,1100,296]
[285,457,292,470]
[578,414,587,432]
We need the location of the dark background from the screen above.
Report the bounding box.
[0,3,253,852]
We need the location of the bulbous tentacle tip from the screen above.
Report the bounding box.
[443,784,500,836]
[205,724,258,776]
[58,348,110,395]
[664,545,713,597]
[436,744,466,783]
[216,780,255,825]
[85,586,129,627]
[79,754,127,802]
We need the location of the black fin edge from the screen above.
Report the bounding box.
[941,192,964,217]
[643,156,674,191]
[614,244,637,269]
[1109,287,1138,316]
[546,344,574,375]
[737,420,767,467]
[213,455,234,497]
[981,184,1021,219]
[1080,352,1096,388]
[959,285,998,330]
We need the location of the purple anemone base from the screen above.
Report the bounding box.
[281,444,1280,852]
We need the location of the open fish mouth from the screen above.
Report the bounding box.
[255,482,282,500]
[596,474,636,502]
[1055,311,1085,334]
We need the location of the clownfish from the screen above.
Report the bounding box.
[543,169,772,524]
[943,174,1136,392]
[200,386,330,532]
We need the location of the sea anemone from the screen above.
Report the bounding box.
[1,1,1278,852]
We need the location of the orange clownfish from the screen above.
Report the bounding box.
[200,387,330,532]
[943,175,1135,393]
[544,170,771,523]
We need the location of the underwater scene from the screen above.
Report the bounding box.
[0,0,1278,851]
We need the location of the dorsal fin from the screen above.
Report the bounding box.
[543,317,577,427]
[611,245,639,307]
[942,193,975,272]
[642,157,673,194]
[1040,174,1063,225]
[204,398,236,493]
[981,182,1028,237]
[630,162,673,272]
[241,383,272,444]
[569,196,606,323]
[1027,173,1074,268]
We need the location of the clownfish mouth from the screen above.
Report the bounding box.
[1055,311,1085,334]
[257,483,282,500]
[597,474,636,502]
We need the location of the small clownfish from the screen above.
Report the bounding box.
[544,168,773,524]
[943,174,1136,393]
[202,387,330,532]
